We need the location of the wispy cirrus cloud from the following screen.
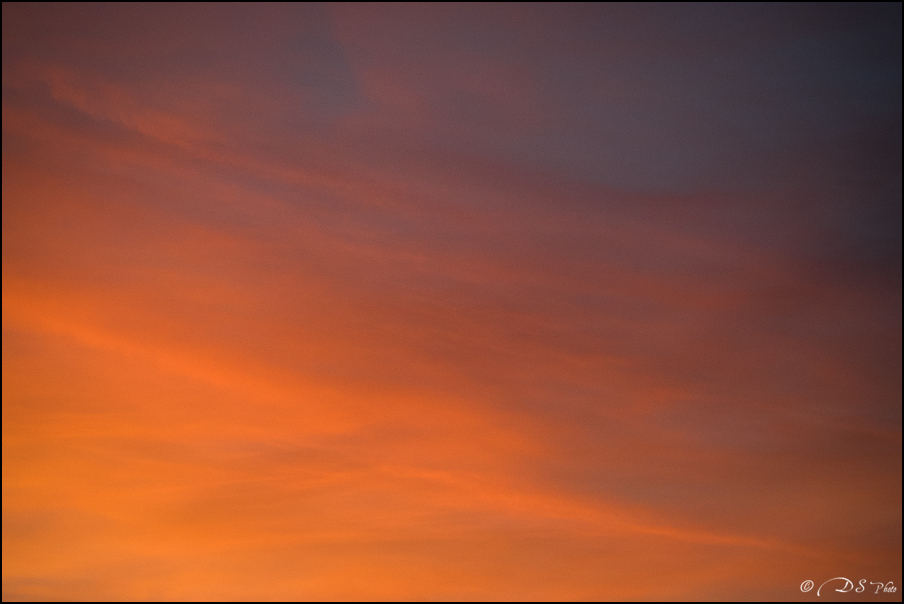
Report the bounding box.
[3,3,900,601]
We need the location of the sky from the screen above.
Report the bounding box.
[2,3,901,601]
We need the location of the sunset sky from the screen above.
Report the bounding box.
[2,3,901,601]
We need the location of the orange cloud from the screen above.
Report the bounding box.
[4,3,900,601]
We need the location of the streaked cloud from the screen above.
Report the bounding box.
[3,3,900,601]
